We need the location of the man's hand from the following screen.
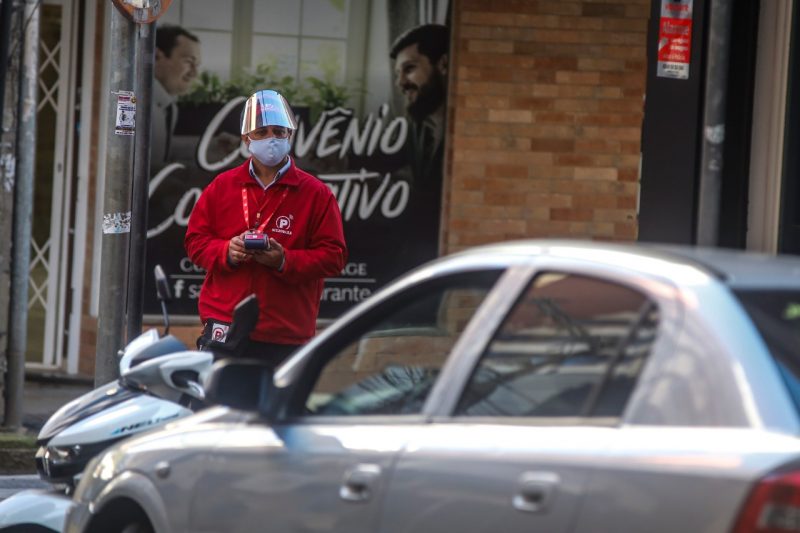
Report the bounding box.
[251,238,285,270]
[227,234,253,266]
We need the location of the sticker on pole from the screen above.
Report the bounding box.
[114,91,136,136]
[657,0,693,80]
[103,212,132,234]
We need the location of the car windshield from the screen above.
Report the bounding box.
[735,289,800,410]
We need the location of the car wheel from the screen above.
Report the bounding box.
[87,499,154,533]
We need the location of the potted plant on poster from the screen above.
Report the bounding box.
[176,63,302,134]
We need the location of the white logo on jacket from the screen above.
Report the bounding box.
[274,215,293,235]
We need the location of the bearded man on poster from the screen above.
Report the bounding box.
[390,23,449,184]
[185,89,347,368]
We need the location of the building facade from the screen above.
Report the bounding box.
[0,0,788,384]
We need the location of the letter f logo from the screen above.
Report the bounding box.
[173,279,185,299]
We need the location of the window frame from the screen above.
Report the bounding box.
[436,262,674,426]
[277,266,515,424]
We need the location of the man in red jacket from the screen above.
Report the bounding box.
[185,89,347,366]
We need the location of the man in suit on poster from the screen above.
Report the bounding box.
[390,23,449,185]
[152,25,201,166]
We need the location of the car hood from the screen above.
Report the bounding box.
[98,406,254,471]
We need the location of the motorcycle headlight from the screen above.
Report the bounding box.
[45,444,79,463]
[37,445,76,482]
[36,439,122,484]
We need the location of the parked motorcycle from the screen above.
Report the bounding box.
[0,266,258,532]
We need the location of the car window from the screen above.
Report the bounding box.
[734,290,800,412]
[302,270,502,417]
[455,272,659,418]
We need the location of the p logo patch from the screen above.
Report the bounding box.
[277,216,291,230]
[210,322,229,342]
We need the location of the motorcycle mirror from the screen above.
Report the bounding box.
[204,294,259,357]
[228,295,259,341]
[154,265,171,335]
[204,358,274,414]
[154,265,172,303]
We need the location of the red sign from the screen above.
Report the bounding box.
[657,0,693,79]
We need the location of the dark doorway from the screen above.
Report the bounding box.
[639,0,759,247]
[779,1,800,255]
[717,0,759,248]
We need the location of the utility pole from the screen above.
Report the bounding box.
[0,0,15,125]
[696,0,733,246]
[95,5,136,386]
[0,0,20,420]
[126,21,155,341]
[5,0,39,429]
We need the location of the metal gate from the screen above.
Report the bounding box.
[26,0,79,371]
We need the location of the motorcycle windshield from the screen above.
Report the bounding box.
[37,381,141,445]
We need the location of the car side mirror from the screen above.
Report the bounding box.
[204,358,274,414]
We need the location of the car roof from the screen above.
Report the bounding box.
[447,239,800,290]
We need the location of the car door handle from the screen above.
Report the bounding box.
[512,471,560,513]
[340,464,382,503]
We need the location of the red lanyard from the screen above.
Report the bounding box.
[241,186,289,232]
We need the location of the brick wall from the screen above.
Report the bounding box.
[444,0,649,253]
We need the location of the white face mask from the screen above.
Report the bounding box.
[249,137,291,167]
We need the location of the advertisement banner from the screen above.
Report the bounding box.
[143,0,450,322]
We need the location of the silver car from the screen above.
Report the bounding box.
[65,240,800,533]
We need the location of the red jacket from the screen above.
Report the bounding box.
[185,159,347,344]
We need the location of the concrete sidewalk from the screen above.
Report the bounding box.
[22,374,94,434]
[0,374,93,475]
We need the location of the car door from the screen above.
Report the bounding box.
[187,268,504,533]
[379,270,664,533]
